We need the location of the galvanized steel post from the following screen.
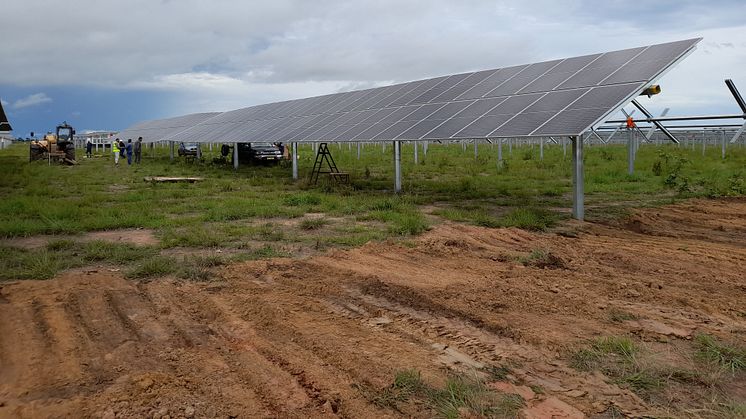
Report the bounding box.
[474,139,478,160]
[394,140,401,193]
[572,135,584,221]
[722,130,726,159]
[627,128,635,175]
[540,137,544,160]
[292,142,298,180]
[233,143,239,170]
[414,141,418,164]
[169,141,174,161]
[497,139,503,168]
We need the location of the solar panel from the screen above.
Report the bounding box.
[117,112,220,142]
[127,38,700,144]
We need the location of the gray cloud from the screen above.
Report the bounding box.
[2,0,745,115]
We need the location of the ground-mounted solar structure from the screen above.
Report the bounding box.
[116,38,702,220]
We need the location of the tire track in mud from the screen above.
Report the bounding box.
[323,279,648,416]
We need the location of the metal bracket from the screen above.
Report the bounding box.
[621,108,651,142]
[608,109,635,141]
[631,100,680,144]
[725,79,746,114]
[645,108,669,140]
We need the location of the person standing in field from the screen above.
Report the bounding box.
[126,139,133,165]
[112,138,120,165]
[134,137,143,164]
[86,138,93,158]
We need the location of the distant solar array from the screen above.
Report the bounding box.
[119,38,700,143]
[116,112,219,142]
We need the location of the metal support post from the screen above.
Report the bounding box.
[539,137,544,160]
[413,141,419,164]
[562,137,567,158]
[169,141,174,161]
[497,139,503,168]
[509,138,512,155]
[233,143,239,170]
[196,144,202,160]
[702,131,706,156]
[721,130,726,159]
[627,128,635,175]
[357,142,361,160]
[572,135,584,221]
[423,141,428,156]
[292,142,298,180]
[474,140,478,160]
[394,140,402,193]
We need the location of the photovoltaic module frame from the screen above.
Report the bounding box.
[117,38,701,143]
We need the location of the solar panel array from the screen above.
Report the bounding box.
[115,112,220,142]
[125,38,699,144]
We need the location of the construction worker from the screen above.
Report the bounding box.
[134,137,143,164]
[112,138,120,165]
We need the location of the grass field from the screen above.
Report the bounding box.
[1,139,745,279]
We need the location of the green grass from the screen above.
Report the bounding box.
[2,141,746,280]
[695,334,746,373]
[299,218,328,230]
[607,309,639,323]
[126,255,178,279]
[0,241,159,280]
[366,369,525,418]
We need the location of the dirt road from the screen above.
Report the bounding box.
[1,198,745,418]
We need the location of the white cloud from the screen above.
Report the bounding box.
[12,93,52,109]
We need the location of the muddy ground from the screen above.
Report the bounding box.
[1,198,745,418]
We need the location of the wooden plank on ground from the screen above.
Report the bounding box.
[143,176,205,183]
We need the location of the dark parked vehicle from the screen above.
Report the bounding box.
[236,142,282,163]
[178,142,198,156]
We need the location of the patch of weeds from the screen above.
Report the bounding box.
[528,384,544,395]
[483,364,511,381]
[607,309,639,323]
[126,256,177,279]
[46,238,75,251]
[233,245,290,261]
[388,212,430,236]
[570,348,603,371]
[618,370,663,393]
[299,218,328,230]
[379,370,427,408]
[192,254,226,267]
[367,370,525,418]
[592,336,639,361]
[695,334,746,373]
[717,401,746,419]
[486,393,525,418]
[284,192,322,206]
[570,336,638,371]
[499,207,557,231]
[519,248,566,269]
[83,240,156,264]
[429,374,493,419]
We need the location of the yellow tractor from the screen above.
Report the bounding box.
[29,122,77,164]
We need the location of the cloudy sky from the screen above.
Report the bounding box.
[2,0,745,136]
